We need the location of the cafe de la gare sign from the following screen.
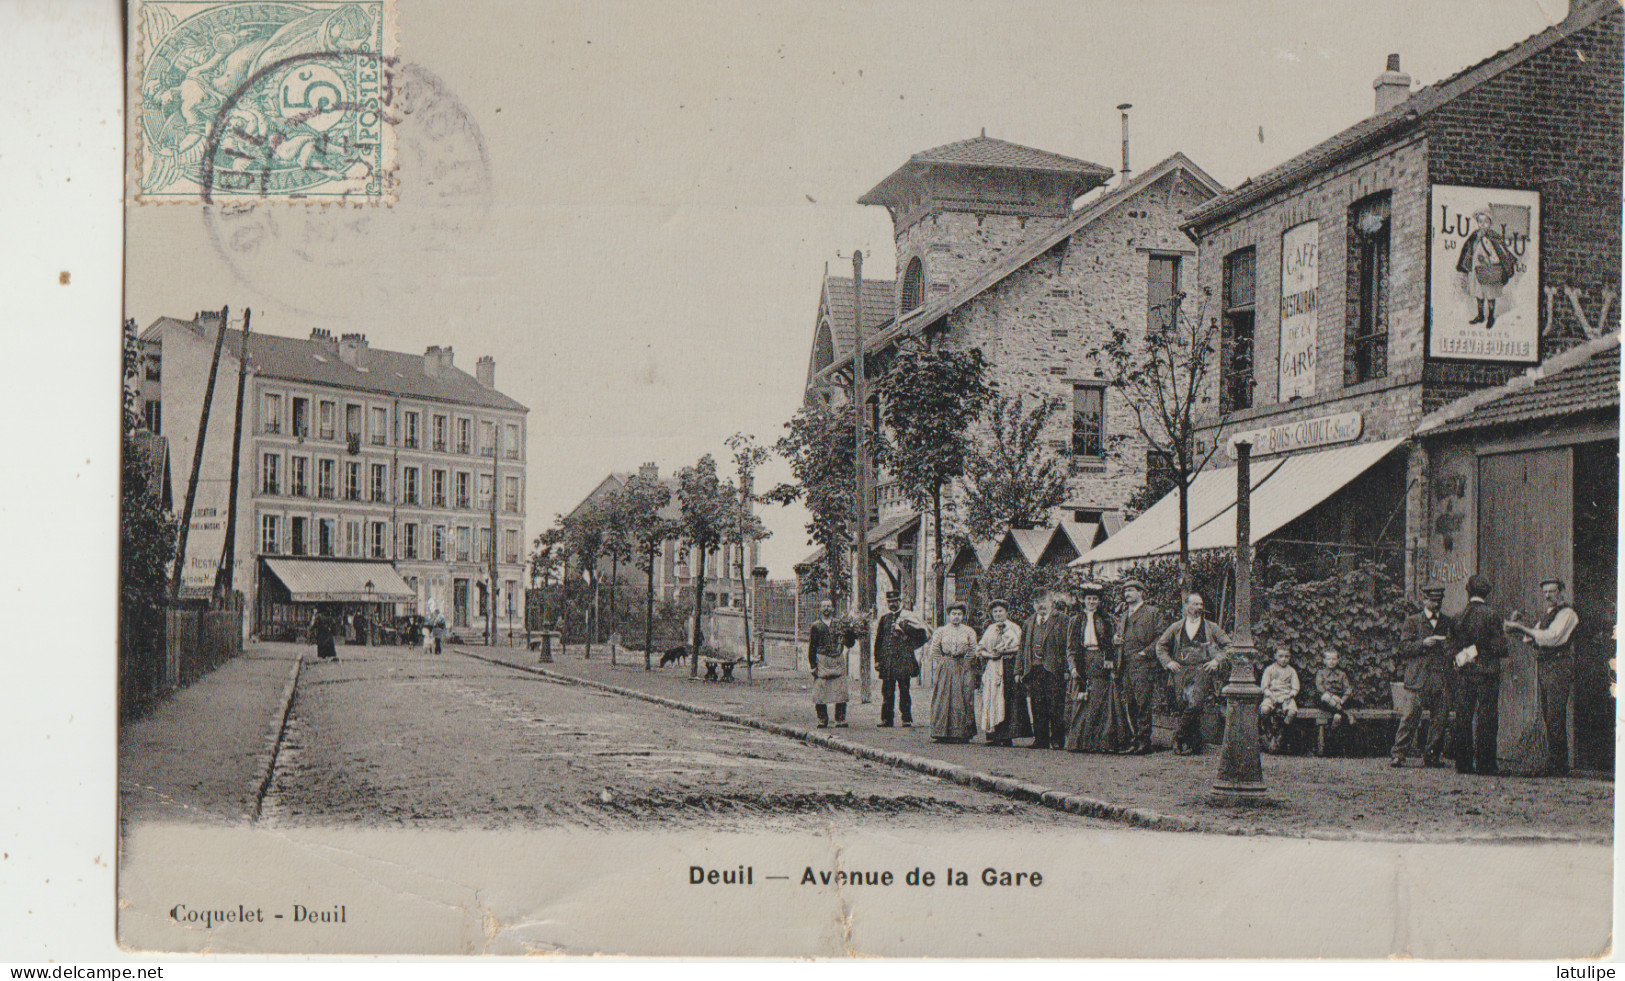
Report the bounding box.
[1227,410,1363,459]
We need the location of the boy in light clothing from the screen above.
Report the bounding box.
[1258,647,1300,753]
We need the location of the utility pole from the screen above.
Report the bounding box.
[852,251,873,704]
[213,308,250,609]
[1213,439,1268,804]
[172,306,228,602]
[489,419,500,646]
[738,473,754,683]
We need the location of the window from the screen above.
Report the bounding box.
[1221,247,1256,412]
[433,525,446,561]
[318,400,335,439]
[345,403,361,440]
[344,461,361,501]
[457,418,471,454]
[403,467,419,505]
[261,453,280,494]
[317,458,335,499]
[403,523,418,559]
[1347,193,1391,385]
[433,414,447,451]
[291,397,309,437]
[261,515,280,554]
[480,527,493,563]
[456,526,472,562]
[478,473,493,508]
[481,420,496,457]
[901,256,925,312]
[504,580,517,618]
[370,463,388,502]
[404,411,420,448]
[346,520,361,558]
[370,521,387,559]
[263,393,282,434]
[1147,254,1181,332]
[1071,384,1104,459]
[289,516,307,556]
[504,528,519,564]
[289,456,308,497]
[370,406,388,445]
[432,469,447,507]
[143,400,161,433]
[318,518,335,557]
[456,472,470,509]
[504,475,519,513]
[504,423,520,459]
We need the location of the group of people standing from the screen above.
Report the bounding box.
[805,571,1581,777]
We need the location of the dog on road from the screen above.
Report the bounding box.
[658,646,690,668]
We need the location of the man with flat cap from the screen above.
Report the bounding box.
[1391,585,1455,767]
[1505,577,1581,776]
[874,590,929,728]
[1115,579,1164,754]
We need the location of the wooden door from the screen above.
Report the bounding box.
[1571,440,1617,771]
[1477,448,1572,774]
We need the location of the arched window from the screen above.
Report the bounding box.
[811,319,836,374]
[901,257,925,313]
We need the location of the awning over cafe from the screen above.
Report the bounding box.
[1071,437,1408,576]
[262,558,415,603]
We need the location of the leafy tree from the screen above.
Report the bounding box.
[723,434,773,677]
[1087,285,1231,590]
[619,472,679,670]
[961,392,1068,543]
[765,398,863,613]
[875,343,993,623]
[528,523,568,631]
[676,454,731,677]
[561,503,606,658]
[597,486,640,664]
[120,318,176,715]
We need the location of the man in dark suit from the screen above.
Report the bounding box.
[1450,574,1507,775]
[1390,585,1455,767]
[873,590,928,728]
[1016,587,1070,749]
[1115,579,1164,755]
[1153,591,1231,755]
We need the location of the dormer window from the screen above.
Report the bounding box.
[901,257,925,313]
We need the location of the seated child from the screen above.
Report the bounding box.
[1314,648,1357,728]
[1258,647,1300,753]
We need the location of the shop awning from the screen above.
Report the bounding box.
[1071,437,1408,575]
[263,558,415,603]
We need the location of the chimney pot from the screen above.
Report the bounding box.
[476,355,495,389]
[337,332,366,365]
[423,345,442,378]
[1373,53,1412,115]
[638,462,658,481]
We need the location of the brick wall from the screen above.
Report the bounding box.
[1428,11,1624,350]
[894,211,1068,299]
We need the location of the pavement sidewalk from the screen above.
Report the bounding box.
[469,642,1614,842]
[119,642,304,825]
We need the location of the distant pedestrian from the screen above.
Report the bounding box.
[1505,578,1580,776]
[975,598,1022,745]
[1451,574,1507,775]
[1016,588,1070,750]
[808,601,849,729]
[1066,582,1123,753]
[1154,591,1230,754]
[927,602,979,743]
[1391,586,1454,768]
[1258,648,1300,754]
[429,609,447,655]
[312,610,338,662]
[873,591,928,728]
[1115,580,1164,755]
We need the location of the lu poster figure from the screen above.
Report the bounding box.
[1429,184,1541,363]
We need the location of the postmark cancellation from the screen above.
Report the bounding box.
[132,1,398,204]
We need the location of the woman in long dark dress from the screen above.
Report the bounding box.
[927,603,979,742]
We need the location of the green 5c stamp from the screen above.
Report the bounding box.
[134,1,397,203]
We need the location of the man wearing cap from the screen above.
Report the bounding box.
[1115,579,1163,755]
[1066,581,1122,753]
[1390,585,1455,768]
[873,590,929,728]
[1505,578,1581,776]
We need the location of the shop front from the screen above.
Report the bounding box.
[256,557,416,644]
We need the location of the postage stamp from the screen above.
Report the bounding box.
[132,1,397,203]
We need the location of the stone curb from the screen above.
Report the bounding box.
[455,648,1228,836]
[250,653,303,823]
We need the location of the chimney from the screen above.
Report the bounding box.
[1116,103,1133,183]
[309,328,338,356]
[638,462,658,481]
[423,345,442,378]
[476,355,495,389]
[337,332,367,366]
[1373,54,1412,114]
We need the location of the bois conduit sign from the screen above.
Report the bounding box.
[1227,411,1363,459]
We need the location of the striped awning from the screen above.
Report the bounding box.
[1071,438,1408,576]
[262,558,415,603]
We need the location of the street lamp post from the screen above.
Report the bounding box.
[364,580,375,647]
[1211,440,1269,804]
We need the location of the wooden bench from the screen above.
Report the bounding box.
[702,655,743,682]
[1267,707,1403,757]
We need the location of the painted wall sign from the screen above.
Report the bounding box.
[1429,185,1540,363]
[1278,220,1320,400]
[1227,410,1363,459]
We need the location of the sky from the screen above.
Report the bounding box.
[125,0,1569,579]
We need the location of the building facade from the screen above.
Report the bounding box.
[803,134,1223,617]
[142,314,529,637]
